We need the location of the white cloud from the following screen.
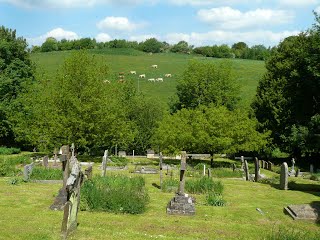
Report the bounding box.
[167,0,257,6]
[96,33,113,42]
[315,6,320,13]
[164,30,300,47]
[27,28,79,46]
[97,17,145,32]
[197,7,294,30]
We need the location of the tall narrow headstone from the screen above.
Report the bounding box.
[102,150,108,177]
[203,164,206,176]
[43,155,49,168]
[159,152,163,189]
[261,160,265,169]
[240,156,244,169]
[23,163,34,181]
[255,157,260,182]
[207,168,211,178]
[232,163,236,172]
[280,162,288,190]
[265,161,269,170]
[178,151,187,195]
[310,164,314,174]
[268,161,273,171]
[244,160,249,181]
[295,168,300,177]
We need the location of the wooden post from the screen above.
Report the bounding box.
[178,151,187,196]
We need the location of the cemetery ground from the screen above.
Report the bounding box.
[0,154,320,240]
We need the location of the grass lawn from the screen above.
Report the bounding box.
[30,49,266,109]
[0,157,319,240]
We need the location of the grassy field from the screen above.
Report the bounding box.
[30,49,266,109]
[1,156,319,240]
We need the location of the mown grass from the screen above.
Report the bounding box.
[31,49,266,109]
[1,155,319,239]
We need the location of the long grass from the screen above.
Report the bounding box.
[29,167,63,180]
[0,147,21,155]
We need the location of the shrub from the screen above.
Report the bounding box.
[30,167,63,180]
[0,160,19,177]
[185,177,224,194]
[206,192,226,206]
[212,168,243,178]
[81,175,149,214]
[161,178,179,193]
[0,147,21,155]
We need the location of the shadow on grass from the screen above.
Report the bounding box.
[152,183,161,189]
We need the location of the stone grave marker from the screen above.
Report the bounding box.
[84,165,92,180]
[207,168,211,178]
[61,158,84,239]
[43,155,49,168]
[244,160,249,181]
[167,151,195,215]
[261,160,265,169]
[284,203,320,221]
[53,148,58,166]
[23,163,34,181]
[280,162,288,190]
[295,169,300,177]
[255,157,260,182]
[265,161,269,170]
[268,161,273,171]
[289,158,296,176]
[240,156,244,169]
[232,163,236,172]
[203,164,206,176]
[118,151,126,157]
[310,164,314,174]
[50,145,70,211]
[102,150,108,177]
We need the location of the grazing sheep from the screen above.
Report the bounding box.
[164,73,172,77]
[148,78,155,82]
[151,64,158,68]
[130,71,136,74]
[103,80,111,83]
[139,74,146,78]
[156,78,163,82]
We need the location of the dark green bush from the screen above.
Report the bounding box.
[206,192,226,206]
[30,167,63,180]
[310,174,320,181]
[0,147,21,155]
[81,175,149,214]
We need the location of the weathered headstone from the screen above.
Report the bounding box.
[53,148,58,166]
[240,156,244,169]
[261,160,265,169]
[254,157,260,182]
[268,161,273,171]
[203,164,206,176]
[23,163,34,181]
[43,155,49,168]
[207,168,211,178]
[61,158,84,239]
[310,164,314,174]
[167,151,195,215]
[84,165,93,180]
[232,163,236,172]
[280,162,288,190]
[159,152,163,189]
[265,161,269,170]
[295,168,300,177]
[244,160,249,181]
[102,150,108,177]
[118,151,126,157]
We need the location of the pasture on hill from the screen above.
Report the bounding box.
[30,49,266,109]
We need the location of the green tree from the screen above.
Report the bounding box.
[0,26,34,146]
[252,13,320,158]
[139,38,163,53]
[41,37,58,52]
[172,60,239,112]
[171,41,192,53]
[153,105,269,154]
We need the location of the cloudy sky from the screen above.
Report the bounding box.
[1,0,320,47]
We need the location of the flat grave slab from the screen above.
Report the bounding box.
[284,203,320,221]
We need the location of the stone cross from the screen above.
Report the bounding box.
[280,162,288,190]
[159,152,163,189]
[244,160,249,181]
[70,143,75,158]
[178,151,187,196]
[254,157,260,182]
[102,150,108,177]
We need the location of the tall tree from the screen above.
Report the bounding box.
[0,26,34,146]
[172,60,239,112]
[252,13,320,158]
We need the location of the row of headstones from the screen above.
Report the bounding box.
[241,157,274,182]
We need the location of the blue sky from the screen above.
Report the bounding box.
[1,0,320,47]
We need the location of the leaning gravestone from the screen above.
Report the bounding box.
[207,168,211,178]
[61,156,84,239]
[254,157,260,182]
[284,203,320,221]
[159,152,163,189]
[280,162,288,190]
[244,160,249,181]
[23,163,34,181]
[167,151,195,215]
[50,145,70,211]
[84,165,93,180]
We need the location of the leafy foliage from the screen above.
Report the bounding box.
[206,192,226,206]
[81,175,149,214]
[0,147,21,155]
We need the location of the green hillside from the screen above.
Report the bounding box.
[31,49,266,108]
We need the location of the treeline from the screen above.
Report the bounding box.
[31,37,271,61]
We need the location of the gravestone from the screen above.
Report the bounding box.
[254,157,260,182]
[159,152,163,189]
[284,203,320,221]
[23,163,34,181]
[295,168,300,177]
[43,155,49,168]
[61,158,84,239]
[207,168,211,178]
[261,160,265,169]
[244,160,249,181]
[280,162,288,190]
[289,158,296,176]
[167,151,195,215]
[268,161,273,171]
[102,150,108,177]
[310,164,314,174]
[118,151,126,157]
[203,164,206,176]
[53,148,58,166]
[232,163,236,172]
[84,165,92,180]
[265,161,269,170]
[50,145,70,211]
[240,156,244,169]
